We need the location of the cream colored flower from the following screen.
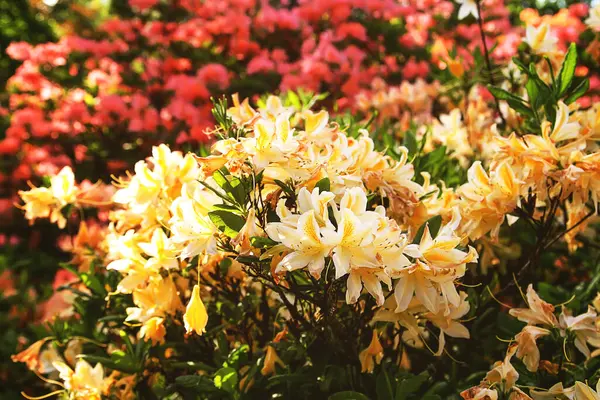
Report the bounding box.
[586,6,600,31]
[514,325,551,372]
[53,359,105,400]
[456,0,478,20]
[559,306,600,359]
[19,166,78,228]
[524,22,558,54]
[139,316,167,345]
[485,344,519,391]
[266,209,333,277]
[509,285,558,327]
[574,381,600,400]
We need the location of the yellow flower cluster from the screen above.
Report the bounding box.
[420,100,600,250]
[462,284,600,400]
[18,166,78,229]
[94,94,479,357]
[510,285,600,372]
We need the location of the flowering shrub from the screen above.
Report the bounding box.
[5,0,600,399]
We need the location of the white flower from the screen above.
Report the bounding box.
[586,6,600,31]
[456,0,479,20]
[524,22,558,54]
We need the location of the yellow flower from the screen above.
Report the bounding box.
[261,345,285,376]
[11,337,52,372]
[485,344,519,391]
[530,382,574,399]
[359,331,384,373]
[524,22,557,54]
[228,93,257,124]
[509,285,558,327]
[19,166,78,228]
[266,209,333,277]
[303,110,329,139]
[514,325,551,372]
[424,291,471,355]
[243,115,298,170]
[574,381,600,400]
[559,306,600,359]
[394,209,477,313]
[53,359,105,400]
[183,285,208,335]
[139,316,167,345]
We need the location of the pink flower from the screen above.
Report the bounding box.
[248,54,275,74]
[335,23,368,41]
[402,59,429,80]
[6,42,32,61]
[129,0,159,11]
[197,64,230,89]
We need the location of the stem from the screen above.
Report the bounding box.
[499,204,595,296]
[475,0,507,127]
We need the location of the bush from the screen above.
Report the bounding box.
[5,0,600,399]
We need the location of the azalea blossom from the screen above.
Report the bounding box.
[455,0,478,20]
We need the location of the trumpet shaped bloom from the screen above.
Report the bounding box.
[184,285,209,336]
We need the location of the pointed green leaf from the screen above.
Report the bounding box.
[208,210,246,238]
[315,177,331,192]
[564,78,589,105]
[557,43,577,96]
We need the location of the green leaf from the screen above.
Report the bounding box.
[79,272,106,296]
[564,78,589,105]
[488,86,523,103]
[287,90,301,109]
[557,43,577,97]
[214,367,238,393]
[226,344,249,369]
[250,236,278,248]
[213,203,244,215]
[403,130,418,155]
[213,169,246,205]
[488,86,534,117]
[81,352,139,374]
[376,368,395,400]
[412,215,442,244]
[208,210,246,238]
[396,372,429,400]
[315,177,331,192]
[175,375,219,392]
[525,78,539,109]
[329,392,370,400]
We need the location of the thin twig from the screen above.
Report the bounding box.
[475,0,507,127]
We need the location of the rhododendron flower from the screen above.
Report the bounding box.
[394,209,477,313]
[514,326,551,372]
[586,6,600,31]
[184,285,209,336]
[19,166,78,228]
[359,331,384,373]
[485,345,519,391]
[509,285,558,327]
[261,346,285,376]
[574,381,600,400]
[53,359,105,400]
[11,338,52,372]
[559,307,600,359]
[139,316,167,345]
[455,0,478,20]
[524,22,558,54]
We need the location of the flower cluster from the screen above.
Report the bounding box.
[7,1,600,399]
